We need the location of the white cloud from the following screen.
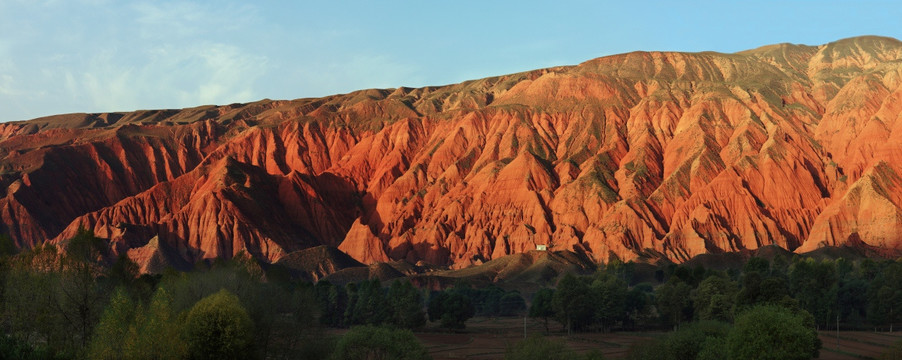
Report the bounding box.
[68,41,268,112]
[132,1,257,40]
[0,75,16,96]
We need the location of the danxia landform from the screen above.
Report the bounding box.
[2,36,902,272]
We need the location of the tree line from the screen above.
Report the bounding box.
[528,256,902,334]
[314,279,526,331]
[0,228,901,359]
[0,229,517,359]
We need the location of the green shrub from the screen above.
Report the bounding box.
[330,326,429,360]
[183,289,255,360]
[727,305,820,360]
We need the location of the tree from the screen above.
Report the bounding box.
[128,287,186,359]
[868,262,902,331]
[347,279,389,326]
[529,288,555,332]
[88,288,134,360]
[662,321,730,360]
[624,321,729,360]
[736,271,790,309]
[330,326,430,360]
[727,305,821,360]
[387,280,426,329]
[183,289,255,360]
[655,279,692,329]
[624,285,652,330]
[3,249,65,348]
[0,334,49,360]
[475,286,505,316]
[345,282,360,326]
[3,231,108,354]
[692,275,737,322]
[59,228,109,349]
[498,292,527,316]
[591,273,627,331]
[158,257,300,358]
[552,274,595,332]
[316,281,348,327]
[837,276,868,325]
[744,257,770,276]
[428,290,475,330]
[108,253,140,289]
[789,258,837,329]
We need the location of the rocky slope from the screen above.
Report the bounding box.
[2,36,902,270]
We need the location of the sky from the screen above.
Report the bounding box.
[1,1,901,122]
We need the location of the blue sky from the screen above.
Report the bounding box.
[1,1,900,122]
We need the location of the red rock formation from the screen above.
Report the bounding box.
[2,36,902,270]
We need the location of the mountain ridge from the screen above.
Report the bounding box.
[2,36,902,271]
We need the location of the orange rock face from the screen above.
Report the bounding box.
[3,36,902,270]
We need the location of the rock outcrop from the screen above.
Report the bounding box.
[2,36,902,270]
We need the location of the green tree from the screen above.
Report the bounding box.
[529,288,555,332]
[744,257,770,275]
[655,279,692,329]
[591,273,627,332]
[128,287,187,359]
[330,326,430,360]
[387,279,426,329]
[316,281,348,327]
[109,253,140,289]
[625,321,729,360]
[3,249,65,348]
[0,334,50,360]
[60,228,109,349]
[736,271,790,309]
[428,291,475,330]
[345,282,360,326]
[727,305,820,360]
[837,276,868,325]
[498,292,527,316]
[662,321,730,360]
[624,284,653,330]
[692,275,737,322]
[868,262,902,331]
[552,274,594,332]
[789,258,837,329]
[158,257,300,358]
[697,337,727,360]
[89,288,135,360]
[183,289,255,360]
[4,232,108,355]
[475,286,506,316]
[349,279,389,326]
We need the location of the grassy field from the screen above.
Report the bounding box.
[401,317,902,359]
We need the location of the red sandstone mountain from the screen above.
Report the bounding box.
[2,36,902,271]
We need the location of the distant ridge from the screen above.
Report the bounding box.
[1,36,902,272]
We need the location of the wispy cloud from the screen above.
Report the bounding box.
[0,0,270,120]
[132,1,257,40]
[69,41,267,111]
